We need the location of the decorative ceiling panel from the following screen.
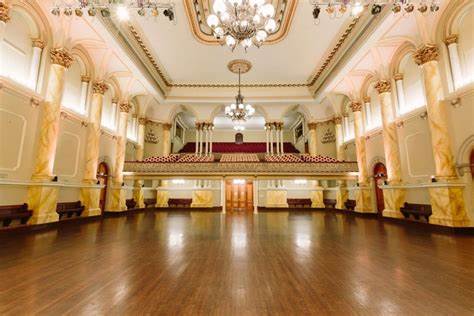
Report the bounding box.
[184,0,298,45]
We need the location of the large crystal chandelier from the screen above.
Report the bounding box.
[206,0,278,51]
[225,67,255,121]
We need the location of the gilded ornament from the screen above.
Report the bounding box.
[307,122,318,130]
[413,44,439,65]
[119,102,132,113]
[350,101,362,112]
[81,75,91,83]
[227,60,252,74]
[0,2,10,23]
[92,81,108,94]
[363,96,371,103]
[444,34,458,45]
[393,73,404,81]
[375,80,391,94]
[162,123,172,131]
[333,116,343,125]
[138,117,147,125]
[50,48,74,68]
[32,38,46,49]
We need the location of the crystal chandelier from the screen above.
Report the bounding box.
[206,0,278,51]
[225,69,255,121]
[50,0,175,22]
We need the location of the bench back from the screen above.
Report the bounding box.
[403,202,432,212]
[0,203,28,215]
[56,201,82,211]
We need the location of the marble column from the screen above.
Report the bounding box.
[132,117,147,208]
[363,97,371,127]
[351,101,373,213]
[275,123,280,154]
[204,123,210,155]
[80,81,108,217]
[107,102,131,212]
[156,180,169,207]
[269,123,274,155]
[375,80,405,218]
[279,123,284,154]
[162,123,172,157]
[445,34,463,90]
[253,178,259,213]
[198,123,203,155]
[394,73,406,112]
[28,39,45,90]
[414,44,469,227]
[307,122,318,156]
[209,123,214,155]
[79,75,90,113]
[27,48,74,224]
[265,123,270,154]
[310,180,325,208]
[334,116,348,209]
[195,122,199,155]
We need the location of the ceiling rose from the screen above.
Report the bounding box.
[227,59,252,74]
[207,0,278,51]
[225,60,255,121]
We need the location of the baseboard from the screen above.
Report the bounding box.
[0,215,102,234]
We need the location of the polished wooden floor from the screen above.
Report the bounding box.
[0,211,473,315]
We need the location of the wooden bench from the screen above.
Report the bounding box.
[126,199,137,210]
[56,201,84,220]
[344,199,356,211]
[144,199,157,208]
[400,203,432,221]
[168,198,192,208]
[287,198,312,208]
[324,199,337,209]
[0,204,33,227]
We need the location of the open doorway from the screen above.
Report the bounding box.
[97,162,109,213]
[373,162,387,214]
[225,179,253,213]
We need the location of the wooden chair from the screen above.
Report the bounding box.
[0,204,33,227]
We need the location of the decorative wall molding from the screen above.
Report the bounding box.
[404,132,432,178]
[54,132,81,178]
[0,109,26,171]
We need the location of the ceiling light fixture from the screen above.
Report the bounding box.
[310,0,440,23]
[207,0,278,51]
[225,60,255,122]
[50,0,175,22]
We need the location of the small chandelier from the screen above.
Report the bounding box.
[207,0,278,51]
[50,0,175,22]
[225,67,255,122]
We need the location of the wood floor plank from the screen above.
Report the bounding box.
[0,211,473,315]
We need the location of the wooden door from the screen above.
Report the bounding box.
[373,162,387,214]
[226,180,253,212]
[97,162,109,213]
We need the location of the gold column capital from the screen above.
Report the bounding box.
[350,101,362,112]
[32,38,46,49]
[413,44,439,65]
[138,117,147,125]
[444,34,458,45]
[307,122,318,130]
[333,116,343,125]
[81,75,91,83]
[162,123,172,131]
[375,80,391,94]
[119,102,131,113]
[92,81,108,94]
[363,96,371,103]
[50,47,74,68]
[393,73,404,81]
[0,2,10,23]
[112,97,119,104]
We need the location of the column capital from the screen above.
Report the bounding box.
[413,44,439,65]
[162,123,172,131]
[138,117,147,125]
[50,47,74,68]
[81,75,91,83]
[119,102,131,113]
[32,38,46,49]
[363,96,371,103]
[333,116,343,125]
[112,97,119,104]
[375,80,391,94]
[444,34,458,45]
[0,2,10,23]
[92,80,108,94]
[350,101,362,112]
[393,73,404,81]
[307,122,318,130]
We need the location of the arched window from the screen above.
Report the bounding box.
[398,54,426,114]
[101,87,118,131]
[1,9,40,88]
[61,57,88,115]
[365,83,382,130]
[457,8,474,86]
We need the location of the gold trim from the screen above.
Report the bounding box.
[227,59,252,74]
[128,15,360,89]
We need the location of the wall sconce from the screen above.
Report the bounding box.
[431,175,437,183]
[450,98,461,108]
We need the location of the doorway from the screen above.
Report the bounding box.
[97,162,109,213]
[373,162,387,214]
[226,179,253,212]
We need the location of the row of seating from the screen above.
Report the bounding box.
[220,153,260,162]
[265,154,302,163]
